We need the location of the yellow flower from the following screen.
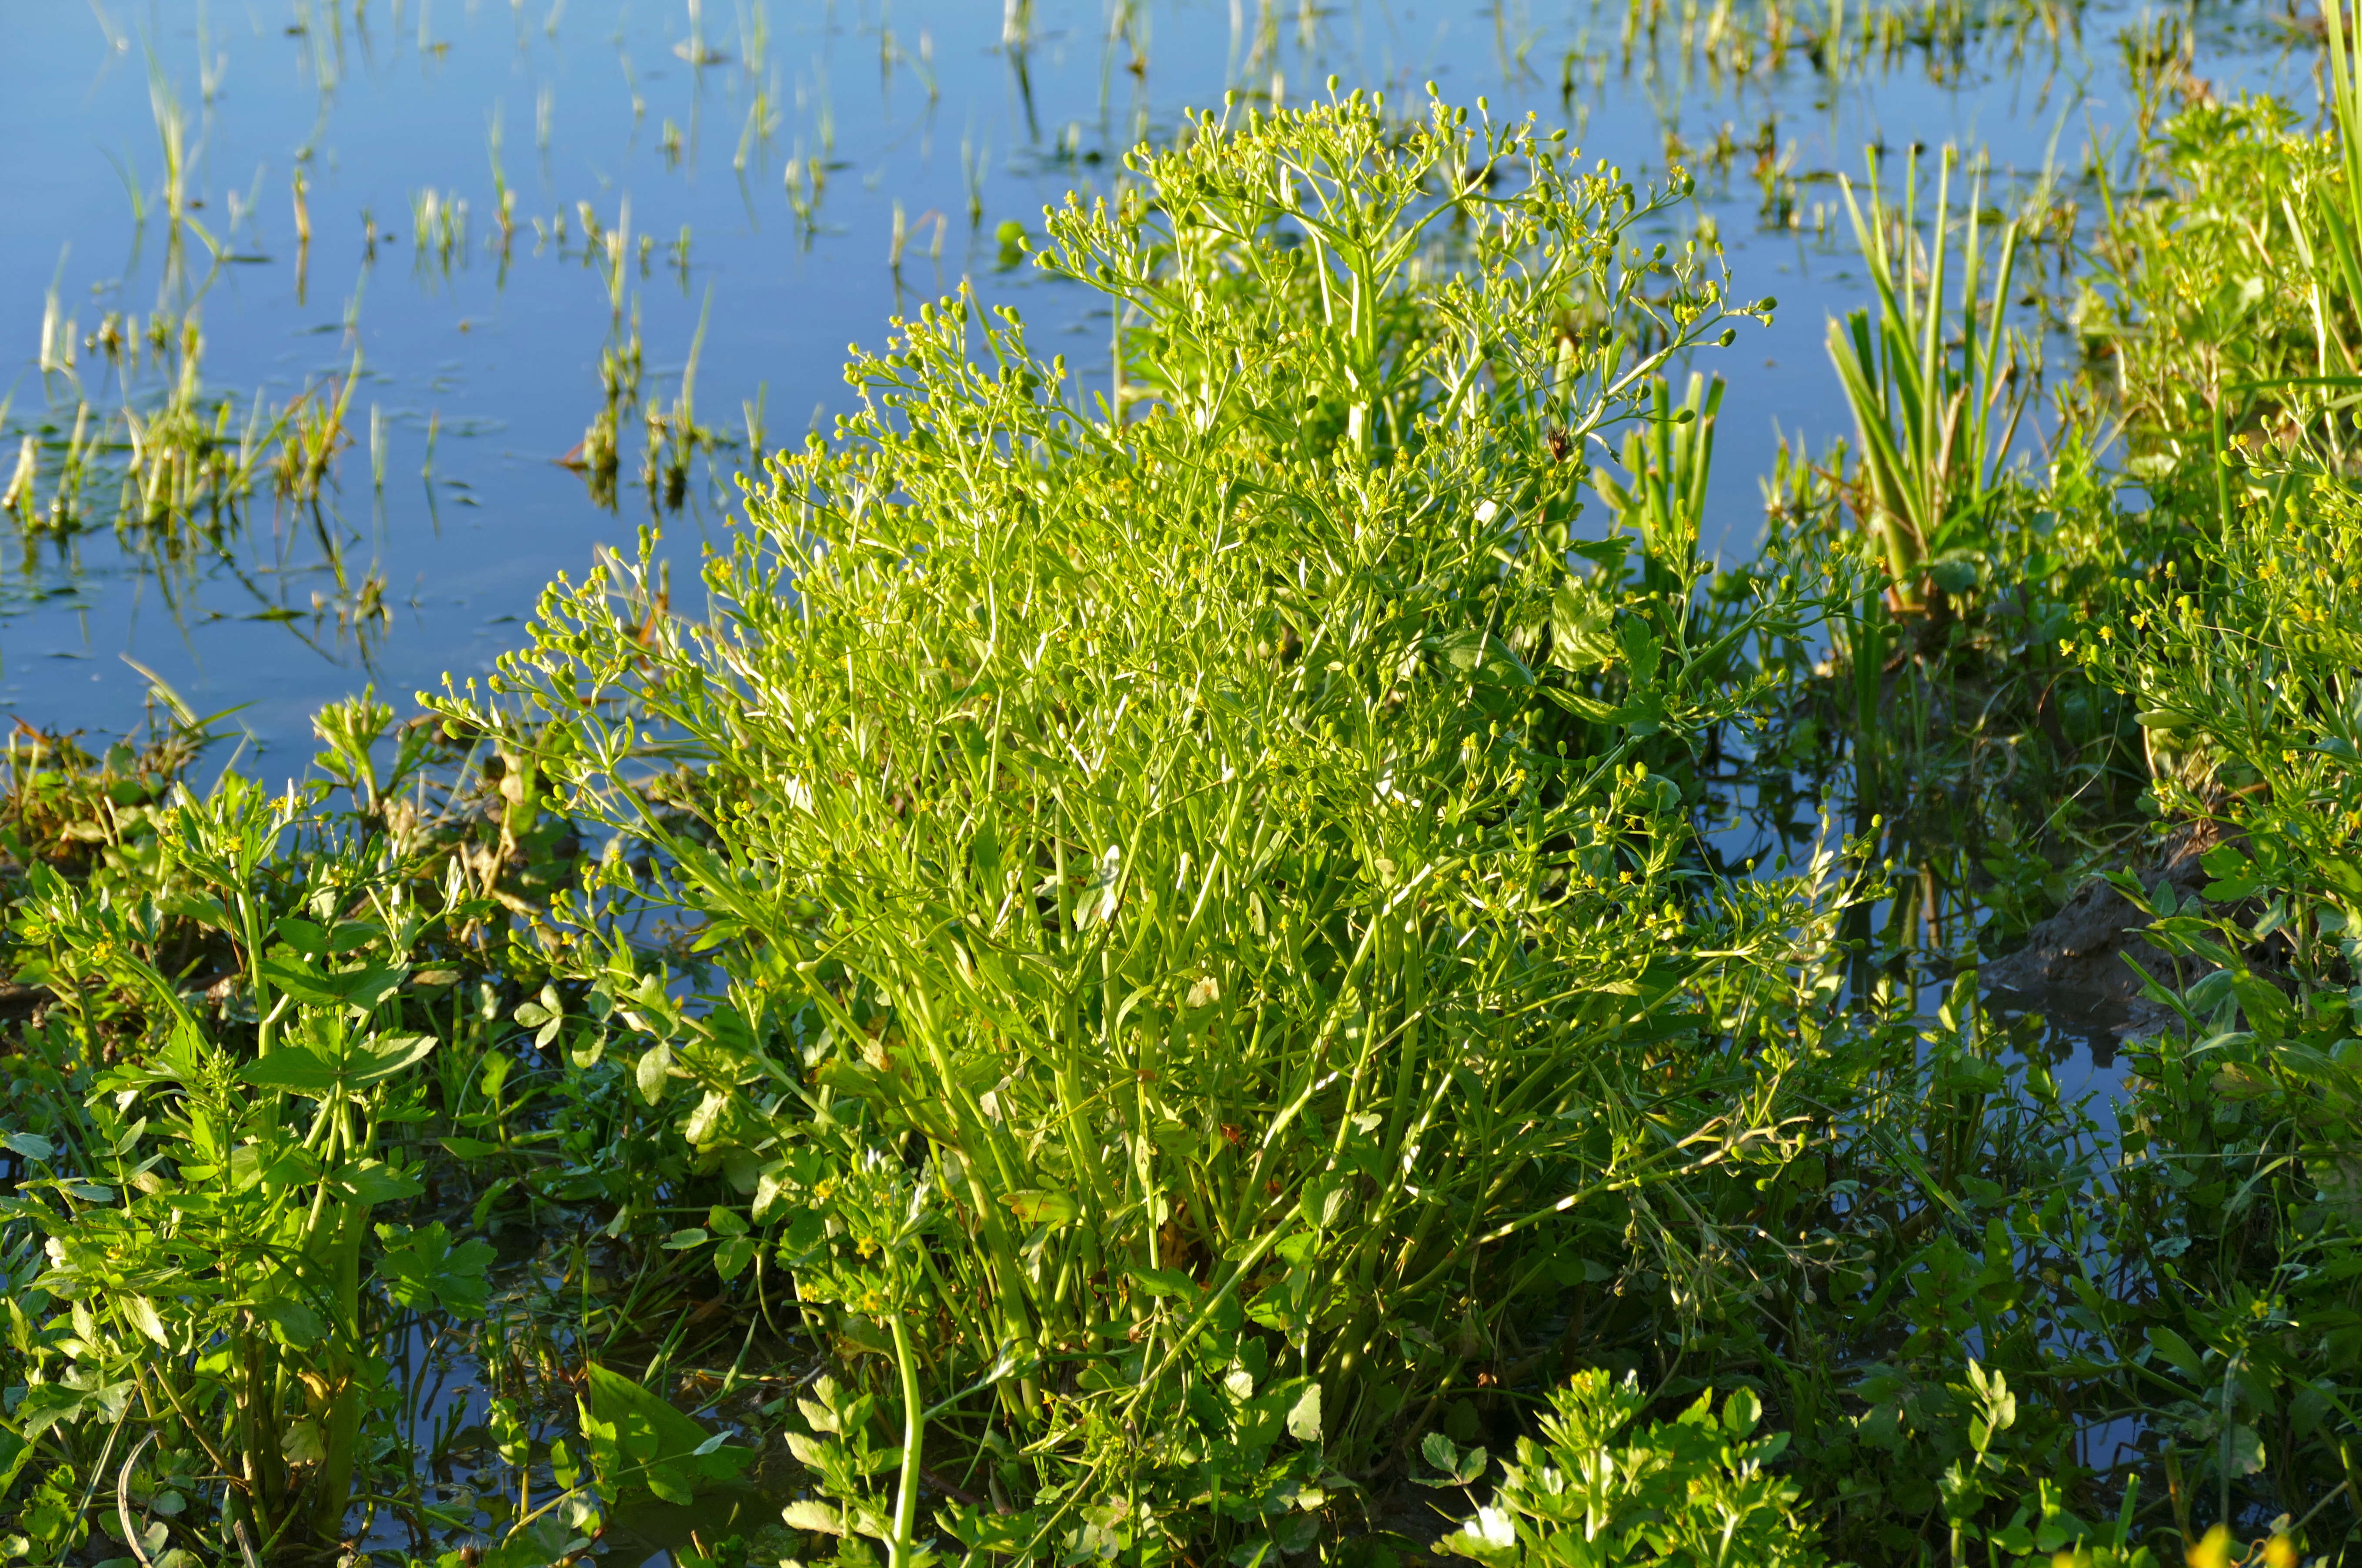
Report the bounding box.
[2058,637,2075,656]
[2188,1525,2235,1568]
[2098,625,2113,643]
[856,1236,878,1258]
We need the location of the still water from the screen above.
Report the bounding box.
[0,0,2297,753]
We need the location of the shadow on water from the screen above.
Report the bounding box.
[1985,980,2128,1090]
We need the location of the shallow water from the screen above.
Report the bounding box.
[0,0,2298,752]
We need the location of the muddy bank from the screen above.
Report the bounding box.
[1979,821,2226,1041]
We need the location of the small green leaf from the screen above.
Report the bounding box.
[1127,1265,1200,1299]
[375,1222,499,1318]
[252,1295,327,1347]
[550,1438,581,1491]
[637,1042,673,1105]
[337,1158,425,1207]
[123,1297,169,1348]
[0,1427,30,1504]
[280,1418,327,1466]
[1001,1188,1080,1228]
[258,951,402,1010]
[238,1052,346,1095]
[782,1500,847,1536]
[239,1033,436,1098]
[2148,1325,2207,1384]
[1286,1382,1323,1443]
[274,917,330,960]
[1438,1505,1519,1566]
[352,1034,438,1082]
[1298,1180,1351,1231]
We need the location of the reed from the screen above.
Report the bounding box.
[1825,146,2026,609]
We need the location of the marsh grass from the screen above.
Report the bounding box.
[564,312,644,511]
[4,312,345,539]
[410,189,470,276]
[562,294,727,517]
[1590,370,1723,597]
[0,293,403,665]
[1826,146,2028,611]
[1588,0,2086,99]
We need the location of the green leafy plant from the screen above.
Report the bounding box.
[3,776,478,1555]
[1425,1370,1821,1567]
[445,91,1819,1561]
[0,702,634,1563]
[25,26,2362,1568]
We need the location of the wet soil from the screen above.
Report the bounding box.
[1979,820,2228,1042]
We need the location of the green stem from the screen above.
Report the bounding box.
[889,1311,926,1568]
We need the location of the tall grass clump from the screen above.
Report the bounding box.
[446,93,1819,1562]
[2315,0,2362,383]
[1826,147,2027,610]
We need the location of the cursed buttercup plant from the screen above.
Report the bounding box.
[447,93,1819,1558]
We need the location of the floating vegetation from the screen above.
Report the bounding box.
[410,187,470,273]
[782,145,830,236]
[639,289,718,514]
[2,311,361,539]
[563,292,724,516]
[562,310,642,511]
